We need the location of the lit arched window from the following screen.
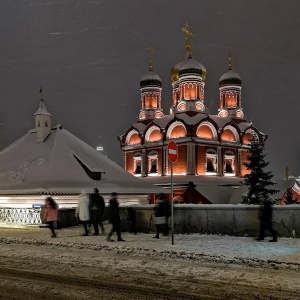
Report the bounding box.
[224,150,235,177]
[167,122,187,139]
[205,149,217,175]
[126,130,141,145]
[221,126,239,143]
[148,130,162,142]
[178,102,186,111]
[195,101,204,111]
[218,110,228,118]
[145,126,162,142]
[197,122,217,140]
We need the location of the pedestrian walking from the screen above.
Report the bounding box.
[44,196,58,238]
[76,190,90,236]
[256,191,277,242]
[153,193,170,239]
[126,207,137,234]
[106,192,125,242]
[89,188,106,236]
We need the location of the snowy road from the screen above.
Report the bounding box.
[0,227,300,299]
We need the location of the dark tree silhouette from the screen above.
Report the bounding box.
[284,188,298,205]
[242,142,277,204]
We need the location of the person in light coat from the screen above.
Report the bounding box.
[44,196,58,238]
[76,190,90,236]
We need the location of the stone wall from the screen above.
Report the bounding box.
[2,205,299,238]
[120,204,300,238]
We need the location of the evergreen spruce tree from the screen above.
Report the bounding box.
[242,142,277,204]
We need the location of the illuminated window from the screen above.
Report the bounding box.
[236,110,244,118]
[195,101,204,111]
[126,130,141,145]
[197,122,217,140]
[224,151,235,176]
[133,152,142,176]
[148,151,158,175]
[218,110,228,118]
[225,93,237,107]
[139,112,146,119]
[155,111,163,118]
[205,149,217,175]
[221,126,239,143]
[178,102,186,111]
[145,126,162,142]
[167,122,187,139]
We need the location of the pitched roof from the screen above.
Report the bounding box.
[0,125,165,195]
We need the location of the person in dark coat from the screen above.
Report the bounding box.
[89,188,106,236]
[153,193,170,239]
[256,191,277,242]
[126,207,137,234]
[106,192,125,242]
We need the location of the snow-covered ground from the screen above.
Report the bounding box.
[1,226,300,299]
[1,226,300,268]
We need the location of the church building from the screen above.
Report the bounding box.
[119,25,267,204]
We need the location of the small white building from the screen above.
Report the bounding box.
[0,90,165,225]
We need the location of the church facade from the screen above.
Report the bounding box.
[119,26,266,204]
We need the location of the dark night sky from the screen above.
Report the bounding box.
[0,0,299,179]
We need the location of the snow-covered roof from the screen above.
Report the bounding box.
[141,174,242,186]
[209,115,231,128]
[0,126,166,195]
[33,100,52,117]
[140,71,161,83]
[219,69,242,84]
[176,113,208,125]
[195,185,236,204]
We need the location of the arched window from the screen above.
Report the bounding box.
[224,150,235,176]
[145,126,162,142]
[218,110,228,118]
[243,129,259,144]
[225,92,237,107]
[126,130,141,145]
[221,126,239,143]
[197,122,217,140]
[178,102,187,111]
[45,120,48,127]
[133,152,142,176]
[148,150,158,176]
[195,101,205,111]
[167,121,186,139]
[205,149,217,175]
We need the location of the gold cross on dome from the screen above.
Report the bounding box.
[181,23,194,58]
[285,166,289,180]
[226,44,233,70]
[146,46,156,71]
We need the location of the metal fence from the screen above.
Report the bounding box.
[0,208,42,226]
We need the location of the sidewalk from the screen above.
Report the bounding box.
[1,226,300,269]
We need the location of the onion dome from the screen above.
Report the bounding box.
[219,58,241,86]
[172,57,207,82]
[140,64,162,88]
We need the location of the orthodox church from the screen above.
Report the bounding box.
[119,25,267,204]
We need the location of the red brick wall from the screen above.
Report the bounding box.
[196,146,207,175]
[126,152,134,174]
[169,145,187,174]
